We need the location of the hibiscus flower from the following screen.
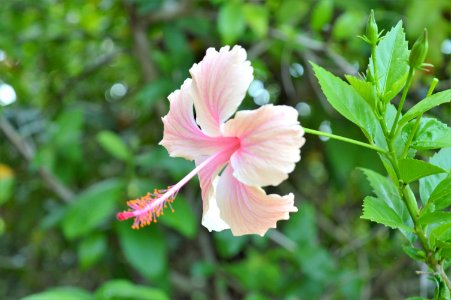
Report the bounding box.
[117,45,305,236]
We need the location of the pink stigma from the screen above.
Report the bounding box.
[117,211,134,221]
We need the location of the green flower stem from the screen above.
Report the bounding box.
[389,67,415,138]
[400,78,439,159]
[377,115,451,292]
[371,46,380,96]
[403,185,451,291]
[303,128,386,153]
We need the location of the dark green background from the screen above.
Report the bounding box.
[0,0,449,299]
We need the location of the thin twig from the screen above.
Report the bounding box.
[270,28,358,74]
[143,0,193,26]
[267,230,297,252]
[198,231,230,300]
[280,46,298,101]
[0,117,74,202]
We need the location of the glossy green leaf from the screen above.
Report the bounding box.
[22,287,92,300]
[310,0,333,32]
[419,211,451,226]
[345,75,377,112]
[218,3,245,44]
[402,117,451,150]
[428,174,451,210]
[117,223,167,279]
[430,223,451,248]
[311,63,378,140]
[398,158,445,184]
[97,131,131,161]
[78,234,107,270]
[434,277,451,300]
[95,279,168,300]
[242,4,268,37]
[420,148,451,204]
[368,21,409,102]
[360,168,413,237]
[361,196,412,232]
[402,245,426,261]
[62,179,125,240]
[159,195,197,238]
[399,89,451,128]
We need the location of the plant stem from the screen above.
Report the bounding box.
[377,116,451,292]
[369,35,450,292]
[400,78,439,159]
[371,46,380,96]
[389,67,415,138]
[303,128,386,153]
[402,185,451,291]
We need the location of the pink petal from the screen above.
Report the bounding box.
[160,79,229,161]
[200,177,230,232]
[222,104,305,186]
[196,146,237,232]
[190,46,253,137]
[216,166,298,236]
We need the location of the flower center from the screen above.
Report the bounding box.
[117,138,240,229]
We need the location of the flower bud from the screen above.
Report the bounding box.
[409,29,428,69]
[366,10,379,45]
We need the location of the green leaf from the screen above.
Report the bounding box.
[398,158,445,184]
[159,195,198,239]
[311,63,378,140]
[434,277,451,300]
[275,0,309,25]
[360,168,413,237]
[420,148,451,204]
[430,222,451,248]
[361,196,412,232]
[368,21,409,102]
[62,179,125,240]
[0,164,14,205]
[345,75,377,112]
[117,223,167,279]
[95,279,169,300]
[310,0,333,32]
[22,287,92,300]
[218,3,245,44]
[242,4,268,38]
[283,204,317,248]
[332,11,365,41]
[402,117,451,150]
[419,211,451,226]
[428,174,451,210]
[78,234,107,270]
[214,230,249,259]
[402,245,426,261]
[97,131,131,161]
[399,89,451,128]
[134,79,173,110]
[385,104,408,157]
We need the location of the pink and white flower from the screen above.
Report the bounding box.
[117,46,305,236]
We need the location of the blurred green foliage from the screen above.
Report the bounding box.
[0,0,449,299]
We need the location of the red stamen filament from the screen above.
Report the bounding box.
[117,149,226,229]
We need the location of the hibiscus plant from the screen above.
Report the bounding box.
[117,11,451,296]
